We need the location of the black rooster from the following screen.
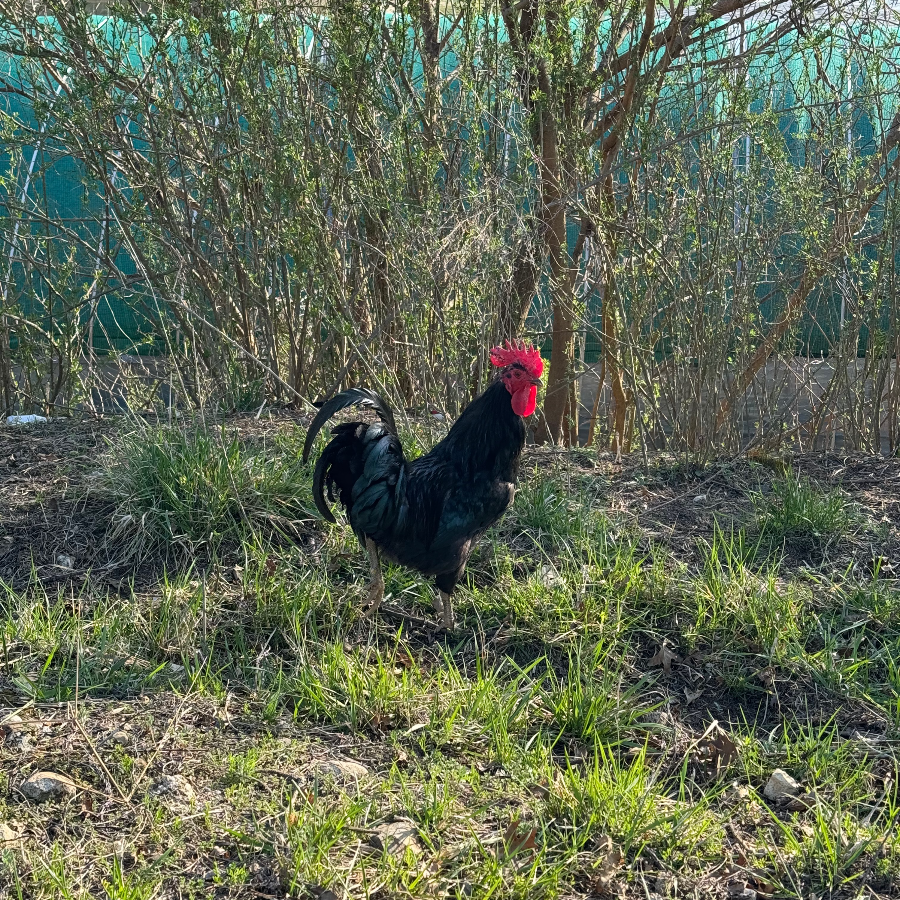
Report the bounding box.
[301,341,543,629]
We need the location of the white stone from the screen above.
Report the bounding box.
[763,768,801,801]
[310,759,369,781]
[369,820,420,857]
[21,772,77,802]
[0,823,20,843]
[149,774,195,803]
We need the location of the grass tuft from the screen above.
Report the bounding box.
[100,425,313,559]
[754,472,857,547]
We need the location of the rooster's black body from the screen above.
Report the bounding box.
[302,358,538,629]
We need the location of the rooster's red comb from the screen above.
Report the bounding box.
[489,340,543,378]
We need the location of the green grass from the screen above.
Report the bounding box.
[100,424,315,559]
[753,472,859,547]
[0,431,898,898]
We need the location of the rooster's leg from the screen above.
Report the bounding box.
[433,591,454,631]
[363,538,384,617]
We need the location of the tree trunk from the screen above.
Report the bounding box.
[533,103,573,445]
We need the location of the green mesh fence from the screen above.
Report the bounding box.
[0,30,157,355]
[0,18,897,360]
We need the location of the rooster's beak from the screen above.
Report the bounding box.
[530,378,542,386]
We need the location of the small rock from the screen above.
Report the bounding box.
[369,820,420,857]
[311,890,339,900]
[694,494,707,503]
[149,774,195,803]
[56,554,74,569]
[21,771,77,802]
[763,769,801,802]
[727,884,756,900]
[108,729,131,746]
[785,791,817,811]
[3,716,32,753]
[311,759,370,781]
[6,732,32,753]
[0,823,21,844]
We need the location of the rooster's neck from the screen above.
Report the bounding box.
[439,379,526,476]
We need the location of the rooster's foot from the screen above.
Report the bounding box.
[363,579,385,618]
[433,591,455,632]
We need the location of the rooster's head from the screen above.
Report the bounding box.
[490,340,543,417]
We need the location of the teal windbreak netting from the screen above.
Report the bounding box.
[0,24,155,354]
[0,15,898,360]
[555,24,900,361]
[744,27,899,359]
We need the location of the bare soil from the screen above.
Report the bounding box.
[1,414,899,899]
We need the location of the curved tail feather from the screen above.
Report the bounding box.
[302,388,396,463]
[312,452,337,523]
[303,388,398,525]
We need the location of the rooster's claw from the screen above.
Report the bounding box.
[363,580,385,618]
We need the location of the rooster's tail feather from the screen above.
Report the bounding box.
[304,388,397,524]
[311,445,338,523]
[302,388,396,464]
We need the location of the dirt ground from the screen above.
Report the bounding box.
[3,413,898,590]
[1,413,899,899]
